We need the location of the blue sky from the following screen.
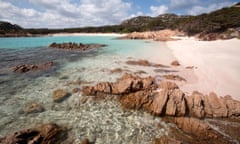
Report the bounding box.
[0,0,237,28]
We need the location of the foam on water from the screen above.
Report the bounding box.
[0,36,176,143]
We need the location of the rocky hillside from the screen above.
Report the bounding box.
[0,3,239,38]
[123,3,240,36]
[0,21,23,33]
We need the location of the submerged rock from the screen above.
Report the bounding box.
[12,61,54,73]
[49,42,106,51]
[22,102,44,114]
[0,123,67,144]
[53,89,70,102]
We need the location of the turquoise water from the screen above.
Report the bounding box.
[0,36,115,49]
[0,36,176,143]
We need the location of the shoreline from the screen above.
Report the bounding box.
[166,37,240,100]
[49,32,127,37]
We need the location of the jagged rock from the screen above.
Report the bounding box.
[186,91,240,118]
[22,102,44,114]
[82,74,240,118]
[0,123,66,144]
[83,73,155,96]
[49,42,106,51]
[12,61,54,73]
[173,117,218,140]
[166,89,186,116]
[186,91,205,118]
[52,89,70,102]
[171,60,180,66]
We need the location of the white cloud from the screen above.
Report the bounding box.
[150,5,168,16]
[0,0,131,28]
[188,2,234,15]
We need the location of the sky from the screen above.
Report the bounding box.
[0,0,238,28]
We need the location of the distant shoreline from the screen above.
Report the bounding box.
[0,32,127,38]
[49,33,127,37]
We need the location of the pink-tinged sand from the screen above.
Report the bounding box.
[167,37,240,100]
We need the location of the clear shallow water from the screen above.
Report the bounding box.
[0,36,176,143]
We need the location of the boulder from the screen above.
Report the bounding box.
[171,60,180,66]
[186,91,205,118]
[0,123,66,144]
[52,89,70,102]
[12,61,54,73]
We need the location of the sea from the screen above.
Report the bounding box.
[0,35,176,143]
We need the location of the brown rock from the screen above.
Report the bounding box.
[81,138,90,144]
[82,73,240,119]
[151,90,169,115]
[158,81,179,90]
[171,60,180,66]
[186,91,205,118]
[12,64,38,73]
[12,61,54,73]
[172,117,229,143]
[222,95,240,117]
[22,102,44,114]
[165,89,186,116]
[126,60,168,67]
[163,74,186,81]
[110,68,123,73]
[49,42,106,51]
[152,136,182,144]
[52,89,70,102]
[72,88,81,93]
[0,123,66,144]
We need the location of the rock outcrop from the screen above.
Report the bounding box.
[49,42,106,51]
[0,123,66,144]
[12,61,54,73]
[121,30,181,41]
[82,73,240,119]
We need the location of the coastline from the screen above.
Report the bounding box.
[49,33,127,37]
[166,37,240,100]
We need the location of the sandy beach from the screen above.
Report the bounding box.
[167,37,240,100]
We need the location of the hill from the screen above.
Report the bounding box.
[0,3,239,38]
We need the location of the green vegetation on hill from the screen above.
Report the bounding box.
[0,3,240,37]
[0,21,23,34]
